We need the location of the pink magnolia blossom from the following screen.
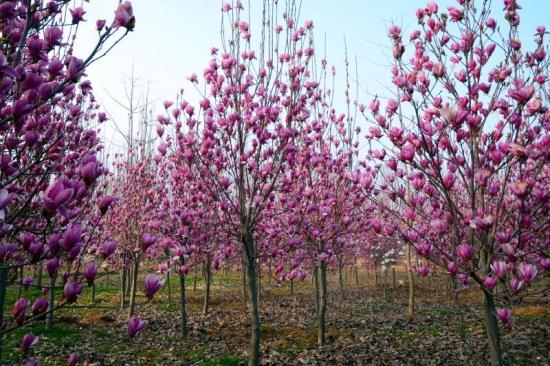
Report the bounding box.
[127,315,147,337]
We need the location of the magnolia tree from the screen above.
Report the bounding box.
[0,1,134,362]
[106,158,162,319]
[360,1,549,364]
[157,1,334,363]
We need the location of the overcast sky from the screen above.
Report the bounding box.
[72,0,550,158]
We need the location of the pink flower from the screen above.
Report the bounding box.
[96,19,106,32]
[490,260,507,279]
[485,18,497,30]
[484,276,497,290]
[496,308,511,324]
[508,85,535,104]
[456,243,473,262]
[99,195,116,214]
[69,7,86,24]
[22,276,33,289]
[113,1,134,30]
[426,2,438,14]
[13,298,29,325]
[80,159,99,186]
[21,333,38,353]
[46,258,60,277]
[141,233,157,252]
[509,277,523,294]
[447,261,458,276]
[388,25,401,39]
[518,263,537,283]
[84,263,97,286]
[62,225,82,252]
[101,240,117,259]
[32,297,48,315]
[144,274,162,299]
[417,263,430,276]
[63,281,83,303]
[432,62,445,77]
[127,315,147,337]
[41,180,74,213]
[68,352,80,366]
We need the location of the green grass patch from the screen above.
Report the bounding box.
[516,314,550,326]
[280,340,308,358]
[199,355,244,366]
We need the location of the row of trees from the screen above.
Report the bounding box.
[0,1,547,366]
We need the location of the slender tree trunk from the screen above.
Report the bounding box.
[16,265,23,299]
[453,278,466,344]
[483,290,503,365]
[407,245,415,322]
[244,233,260,366]
[128,259,140,319]
[36,265,43,287]
[338,258,345,298]
[268,264,272,285]
[0,266,6,359]
[392,266,396,291]
[203,258,211,315]
[383,268,388,299]
[242,255,248,302]
[125,265,131,298]
[46,273,57,331]
[313,264,320,316]
[257,261,261,301]
[354,259,359,287]
[193,265,198,292]
[92,282,96,302]
[290,278,294,295]
[318,261,328,346]
[120,268,126,309]
[166,267,172,302]
[374,267,379,286]
[179,272,188,338]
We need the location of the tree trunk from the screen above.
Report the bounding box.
[179,273,188,338]
[242,255,247,302]
[383,268,388,299]
[203,258,211,315]
[16,265,23,299]
[36,265,43,287]
[483,290,503,365]
[374,267,379,286]
[166,267,172,302]
[313,264,320,316]
[453,278,466,344]
[290,278,294,295]
[318,261,328,346]
[257,262,261,301]
[193,265,198,292]
[392,267,396,291]
[46,273,56,331]
[407,245,415,322]
[0,266,6,359]
[128,259,140,319]
[120,268,126,309]
[338,258,345,298]
[244,233,260,366]
[125,265,131,298]
[92,282,96,302]
[354,259,359,287]
[0,267,7,328]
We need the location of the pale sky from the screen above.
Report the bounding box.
[73,0,550,158]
